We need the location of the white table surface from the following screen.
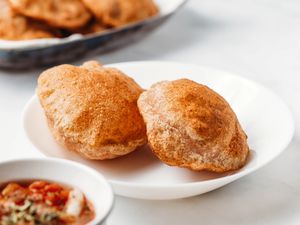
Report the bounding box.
[0,0,299,224]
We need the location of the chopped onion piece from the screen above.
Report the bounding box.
[65,189,84,216]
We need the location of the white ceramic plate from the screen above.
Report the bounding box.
[22,61,294,200]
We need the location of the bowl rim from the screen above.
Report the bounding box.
[0,157,115,225]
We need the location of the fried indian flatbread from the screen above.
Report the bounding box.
[37,61,147,160]
[0,0,60,40]
[81,0,159,27]
[69,19,107,35]
[9,0,92,29]
[138,79,249,173]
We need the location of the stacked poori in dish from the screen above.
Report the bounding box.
[37,61,249,173]
[0,0,61,40]
[0,0,159,40]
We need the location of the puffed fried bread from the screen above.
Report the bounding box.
[0,0,59,40]
[37,61,147,160]
[138,79,249,172]
[81,0,158,27]
[9,0,92,29]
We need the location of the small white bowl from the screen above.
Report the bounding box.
[0,158,114,225]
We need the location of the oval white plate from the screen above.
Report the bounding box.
[22,61,294,200]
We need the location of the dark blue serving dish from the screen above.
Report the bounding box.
[0,0,187,69]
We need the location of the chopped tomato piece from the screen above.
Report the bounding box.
[2,183,22,196]
[45,183,62,192]
[29,181,47,190]
[60,190,70,201]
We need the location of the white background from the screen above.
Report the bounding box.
[0,0,299,224]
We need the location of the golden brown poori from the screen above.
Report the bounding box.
[81,0,159,27]
[0,0,60,40]
[69,19,107,35]
[36,60,250,173]
[37,61,147,160]
[138,79,249,172]
[8,0,92,29]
